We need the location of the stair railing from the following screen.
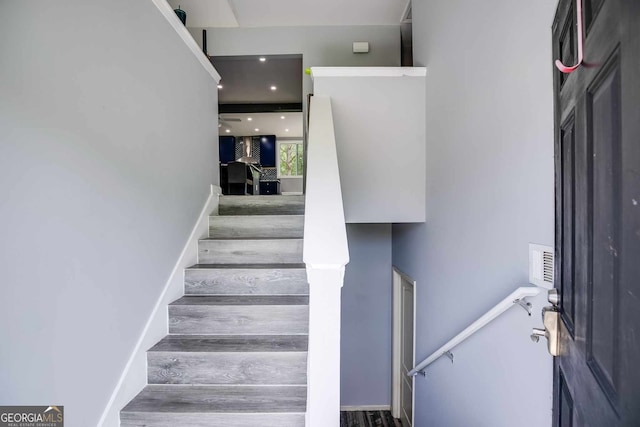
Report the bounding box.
[408,286,541,377]
[303,95,350,427]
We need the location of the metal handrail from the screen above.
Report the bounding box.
[407,286,541,377]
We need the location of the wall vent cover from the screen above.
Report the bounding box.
[529,243,554,289]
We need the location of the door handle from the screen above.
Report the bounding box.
[531,305,561,356]
[530,288,561,356]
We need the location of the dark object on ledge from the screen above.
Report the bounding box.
[174,6,186,25]
[202,29,208,55]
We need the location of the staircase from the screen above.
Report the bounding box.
[120,195,308,427]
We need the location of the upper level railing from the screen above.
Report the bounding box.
[303,95,350,427]
[407,286,541,377]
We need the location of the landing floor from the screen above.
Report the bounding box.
[340,410,402,427]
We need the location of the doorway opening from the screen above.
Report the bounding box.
[392,267,416,426]
[210,54,304,196]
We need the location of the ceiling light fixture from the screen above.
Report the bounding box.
[254,128,260,132]
[280,115,286,119]
[247,117,252,121]
[225,129,230,133]
[285,128,289,132]
[259,57,266,62]
[270,85,277,91]
[217,84,223,89]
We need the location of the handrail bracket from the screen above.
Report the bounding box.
[444,350,454,364]
[515,298,533,316]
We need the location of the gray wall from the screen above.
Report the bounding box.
[313,74,425,223]
[199,25,401,110]
[342,224,392,407]
[392,0,557,425]
[0,1,218,426]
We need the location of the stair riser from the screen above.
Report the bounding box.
[198,240,303,264]
[185,269,308,295]
[219,196,305,216]
[210,216,304,239]
[169,306,309,335]
[121,413,305,427]
[148,352,307,385]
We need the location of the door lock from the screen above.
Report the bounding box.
[531,289,561,356]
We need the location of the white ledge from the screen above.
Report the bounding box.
[311,67,426,79]
[151,0,221,83]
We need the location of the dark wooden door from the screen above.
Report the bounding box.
[552,0,640,426]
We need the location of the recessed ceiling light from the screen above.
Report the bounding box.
[217,84,223,89]
[280,115,286,119]
[225,129,230,133]
[259,57,266,62]
[285,128,289,132]
[247,117,253,121]
[270,85,277,91]
[254,128,260,132]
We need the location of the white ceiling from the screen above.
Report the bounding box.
[167,0,410,28]
[220,112,304,138]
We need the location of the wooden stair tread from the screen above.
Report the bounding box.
[210,215,304,239]
[198,239,303,264]
[218,195,305,216]
[122,385,307,414]
[150,335,308,352]
[170,295,308,306]
[187,263,306,269]
[201,237,303,241]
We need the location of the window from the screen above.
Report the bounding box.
[278,140,304,177]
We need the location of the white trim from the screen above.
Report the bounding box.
[340,405,392,411]
[311,67,426,79]
[303,96,349,267]
[150,0,221,83]
[391,267,416,422]
[400,1,412,23]
[282,191,304,196]
[97,184,221,427]
[304,96,349,427]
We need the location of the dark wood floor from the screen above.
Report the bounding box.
[340,410,402,427]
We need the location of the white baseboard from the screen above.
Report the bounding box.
[98,184,221,427]
[282,191,304,196]
[340,405,391,411]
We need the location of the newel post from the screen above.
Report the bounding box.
[305,266,345,427]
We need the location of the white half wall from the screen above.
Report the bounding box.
[0,1,220,425]
[312,68,426,223]
[392,0,557,426]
